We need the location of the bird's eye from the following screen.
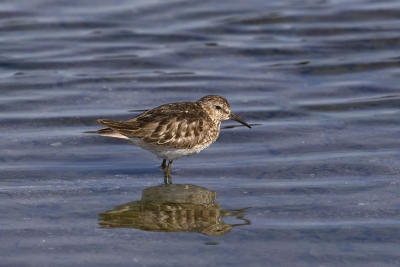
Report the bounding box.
[215,105,221,110]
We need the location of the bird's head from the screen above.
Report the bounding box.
[197,95,251,128]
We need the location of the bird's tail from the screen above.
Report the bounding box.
[83,128,114,134]
[83,120,117,134]
[92,119,130,140]
[83,130,98,134]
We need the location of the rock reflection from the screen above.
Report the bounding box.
[99,184,250,236]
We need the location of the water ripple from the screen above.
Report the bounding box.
[1,0,400,266]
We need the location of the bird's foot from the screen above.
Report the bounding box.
[163,173,172,185]
[161,160,173,185]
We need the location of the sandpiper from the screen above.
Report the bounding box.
[97,95,251,184]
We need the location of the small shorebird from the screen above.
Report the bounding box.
[97,95,251,184]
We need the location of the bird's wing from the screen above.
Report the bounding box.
[97,102,218,149]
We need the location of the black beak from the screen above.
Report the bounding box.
[230,113,251,128]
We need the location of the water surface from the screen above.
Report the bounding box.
[1,0,400,266]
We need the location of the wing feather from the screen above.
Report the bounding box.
[97,102,219,149]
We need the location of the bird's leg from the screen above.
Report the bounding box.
[161,159,173,184]
[163,173,168,185]
[161,159,169,185]
[166,160,173,184]
[161,159,167,169]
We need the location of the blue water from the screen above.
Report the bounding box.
[1,0,400,266]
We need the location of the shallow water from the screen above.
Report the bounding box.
[1,0,400,266]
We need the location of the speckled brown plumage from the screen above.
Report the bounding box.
[97,95,251,184]
[98,102,219,149]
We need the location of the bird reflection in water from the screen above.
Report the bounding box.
[99,184,250,236]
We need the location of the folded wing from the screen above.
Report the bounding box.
[97,102,218,149]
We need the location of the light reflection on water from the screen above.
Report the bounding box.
[1,0,400,266]
[99,184,250,236]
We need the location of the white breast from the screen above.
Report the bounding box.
[129,137,212,161]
